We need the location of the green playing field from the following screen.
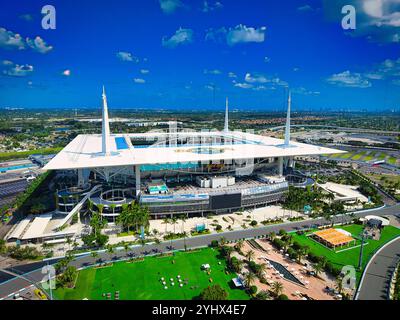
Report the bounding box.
[54,247,249,300]
[291,224,400,282]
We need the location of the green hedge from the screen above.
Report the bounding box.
[0,147,62,161]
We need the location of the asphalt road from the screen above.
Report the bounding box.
[0,204,399,300]
[356,236,400,300]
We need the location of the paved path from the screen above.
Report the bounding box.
[356,236,400,300]
[0,204,399,300]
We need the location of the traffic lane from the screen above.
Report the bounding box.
[357,238,400,300]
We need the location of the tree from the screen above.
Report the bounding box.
[255,290,270,300]
[257,263,267,278]
[246,250,255,262]
[271,281,284,297]
[313,261,325,277]
[171,216,178,234]
[244,272,256,288]
[162,217,170,235]
[30,203,46,215]
[235,239,244,252]
[335,275,344,294]
[199,284,228,300]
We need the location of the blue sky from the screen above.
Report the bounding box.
[0,0,399,111]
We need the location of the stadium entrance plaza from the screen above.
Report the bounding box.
[106,205,302,245]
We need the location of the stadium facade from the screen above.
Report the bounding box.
[44,88,344,222]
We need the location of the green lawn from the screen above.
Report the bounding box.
[351,151,366,160]
[387,156,397,165]
[291,224,400,282]
[54,248,249,300]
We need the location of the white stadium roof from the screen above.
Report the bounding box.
[44,130,344,170]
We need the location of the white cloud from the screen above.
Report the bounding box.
[228,72,237,78]
[264,56,271,63]
[26,36,53,53]
[0,27,53,53]
[204,69,222,75]
[293,67,300,72]
[133,78,146,84]
[227,24,266,46]
[392,79,400,85]
[202,1,223,13]
[159,0,183,14]
[0,27,25,50]
[19,14,34,21]
[162,28,193,48]
[205,27,227,43]
[116,51,138,62]
[2,60,13,66]
[297,4,314,12]
[292,87,320,95]
[204,84,216,90]
[245,72,268,83]
[326,70,371,88]
[3,63,33,77]
[62,69,71,76]
[234,82,253,89]
[140,69,150,74]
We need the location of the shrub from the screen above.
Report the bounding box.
[249,285,257,295]
[200,284,228,300]
[250,220,258,226]
[210,240,219,248]
[277,294,289,300]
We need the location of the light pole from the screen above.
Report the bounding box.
[47,262,53,300]
[357,230,367,271]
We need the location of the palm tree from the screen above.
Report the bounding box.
[271,281,284,297]
[91,251,98,259]
[171,216,178,234]
[179,215,187,250]
[313,261,324,277]
[107,245,114,257]
[335,275,344,294]
[235,239,244,252]
[124,243,130,257]
[246,250,255,262]
[257,263,267,278]
[244,272,256,288]
[268,232,276,241]
[219,237,227,247]
[162,218,170,235]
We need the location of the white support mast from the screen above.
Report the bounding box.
[284,91,291,146]
[101,86,111,154]
[224,97,229,132]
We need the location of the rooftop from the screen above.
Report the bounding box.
[44,130,345,170]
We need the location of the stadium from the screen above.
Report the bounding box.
[43,88,344,223]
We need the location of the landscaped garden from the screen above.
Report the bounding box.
[290,224,400,282]
[54,247,249,300]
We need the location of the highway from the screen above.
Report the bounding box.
[0,203,399,300]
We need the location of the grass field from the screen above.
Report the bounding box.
[54,248,249,300]
[291,224,400,282]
